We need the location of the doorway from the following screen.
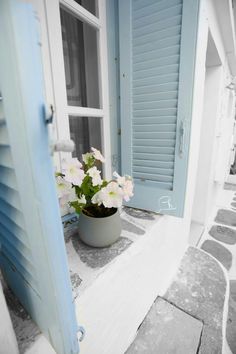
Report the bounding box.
[189,31,222,246]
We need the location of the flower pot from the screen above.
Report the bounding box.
[78,209,122,248]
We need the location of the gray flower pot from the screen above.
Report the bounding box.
[78,209,122,247]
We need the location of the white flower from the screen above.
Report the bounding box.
[122,179,134,202]
[92,182,123,208]
[91,147,105,163]
[113,171,126,186]
[113,171,134,202]
[91,191,103,206]
[62,158,85,186]
[56,176,71,198]
[82,152,94,165]
[78,194,86,204]
[87,166,102,186]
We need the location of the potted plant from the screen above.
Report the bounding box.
[56,147,134,247]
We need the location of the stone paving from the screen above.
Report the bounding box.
[126,296,203,354]
[126,247,227,354]
[198,184,236,354]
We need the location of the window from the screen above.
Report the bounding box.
[46,0,111,177]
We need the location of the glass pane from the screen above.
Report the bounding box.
[60,7,100,108]
[69,116,102,161]
[73,0,98,17]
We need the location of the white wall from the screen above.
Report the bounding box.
[191,59,223,225]
[191,0,236,228]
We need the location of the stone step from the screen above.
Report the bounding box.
[126,297,203,354]
[126,247,229,354]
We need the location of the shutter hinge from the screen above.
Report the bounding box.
[43,104,54,124]
[77,326,85,342]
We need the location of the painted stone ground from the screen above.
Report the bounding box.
[198,184,236,354]
[126,247,227,354]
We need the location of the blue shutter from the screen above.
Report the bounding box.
[0,1,82,353]
[119,0,199,217]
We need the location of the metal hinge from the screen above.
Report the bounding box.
[43,104,54,124]
[77,326,85,342]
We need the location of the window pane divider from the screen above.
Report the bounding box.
[67,106,104,118]
[60,0,101,29]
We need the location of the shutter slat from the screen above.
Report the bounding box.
[133,166,174,177]
[0,233,35,275]
[133,117,177,124]
[0,183,21,210]
[133,152,175,162]
[134,174,173,189]
[134,73,179,87]
[133,5,182,29]
[0,166,17,190]
[0,103,5,125]
[134,54,180,71]
[0,198,25,229]
[134,84,178,95]
[134,64,179,80]
[133,25,181,48]
[0,223,31,259]
[0,123,10,146]
[133,146,175,154]
[0,146,14,169]
[133,0,182,18]
[133,15,182,39]
[0,210,28,244]
[1,245,38,290]
[134,132,176,139]
[133,0,165,11]
[134,45,180,64]
[133,172,173,183]
[134,124,176,132]
[134,138,176,147]
[134,35,181,55]
[133,91,178,103]
[134,108,177,117]
[134,99,178,110]
[133,159,174,169]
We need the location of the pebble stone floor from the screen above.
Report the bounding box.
[198,183,236,354]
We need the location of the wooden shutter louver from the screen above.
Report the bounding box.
[132,0,182,191]
[0,104,39,294]
[0,1,81,353]
[119,0,199,216]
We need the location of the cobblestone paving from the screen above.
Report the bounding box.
[199,186,236,354]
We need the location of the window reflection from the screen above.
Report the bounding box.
[69,116,102,161]
[60,7,100,108]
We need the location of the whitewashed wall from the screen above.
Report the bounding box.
[192,0,236,228]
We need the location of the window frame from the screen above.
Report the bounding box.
[45,0,112,178]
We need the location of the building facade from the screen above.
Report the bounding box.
[0,0,236,353]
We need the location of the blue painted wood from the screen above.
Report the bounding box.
[0,1,81,353]
[119,0,200,216]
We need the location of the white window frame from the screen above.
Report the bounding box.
[45,0,112,178]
